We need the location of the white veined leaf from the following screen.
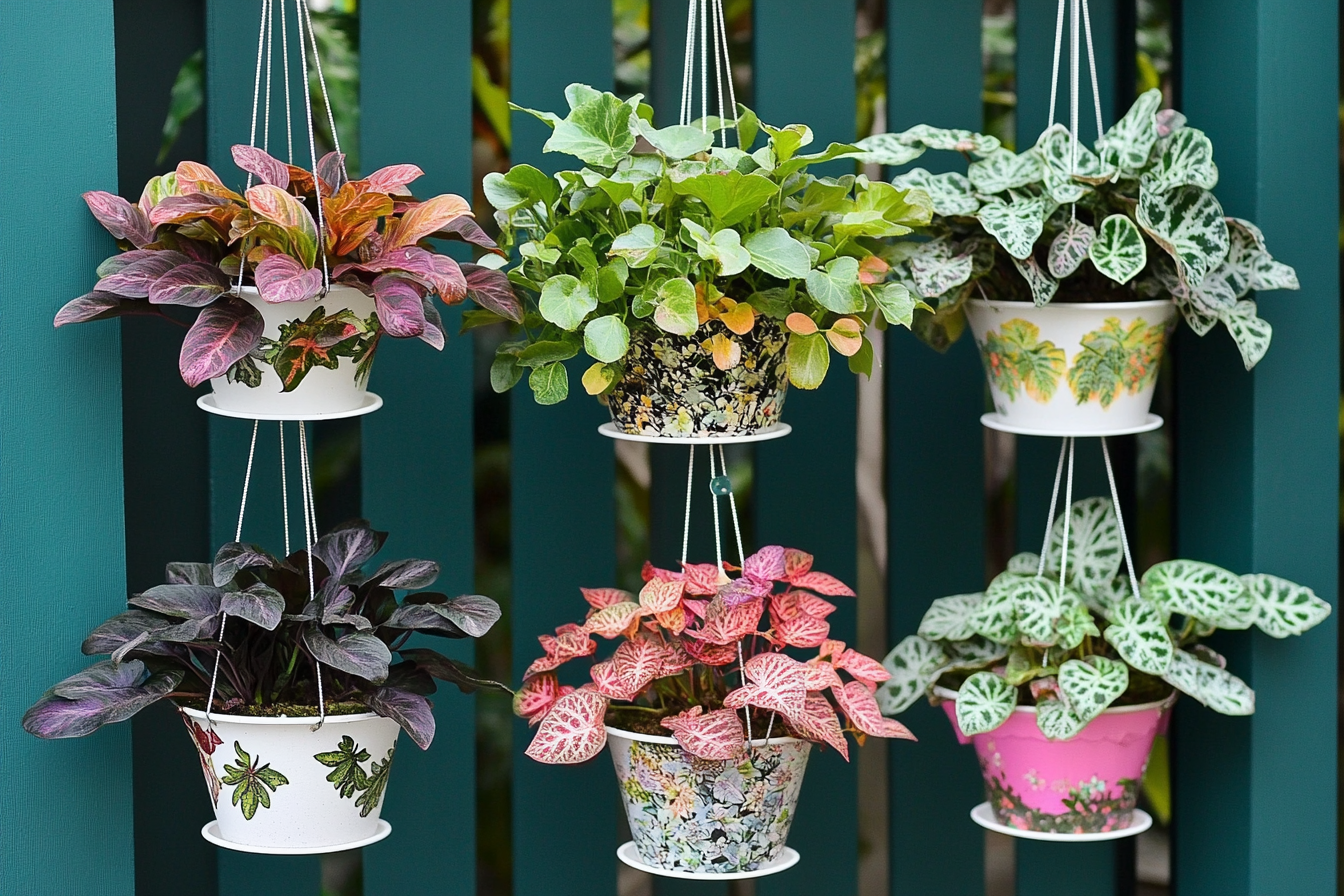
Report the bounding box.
[1007,552,1041,575]
[853,132,927,167]
[1136,184,1230,287]
[917,593,986,642]
[1012,255,1059,306]
[1162,649,1255,715]
[877,635,948,714]
[1007,576,1068,646]
[1058,656,1129,723]
[1036,693,1089,740]
[1095,88,1162,172]
[1054,599,1102,651]
[1084,576,1135,618]
[1102,598,1174,675]
[1142,559,1254,629]
[1044,497,1124,596]
[1177,294,1220,336]
[967,149,1045,194]
[908,238,975,299]
[898,124,1001,154]
[978,197,1048,260]
[955,671,1017,736]
[1242,573,1332,638]
[1141,128,1219,195]
[1034,124,1116,185]
[1218,300,1273,370]
[942,636,1010,672]
[971,572,1024,644]
[1088,214,1148,284]
[1048,219,1096,278]
[891,168,980,217]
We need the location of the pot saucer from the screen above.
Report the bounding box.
[979,413,1163,438]
[200,819,391,854]
[598,422,791,445]
[969,802,1152,841]
[197,391,383,422]
[616,842,800,879]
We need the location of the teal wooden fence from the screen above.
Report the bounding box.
[0,1,1336,894]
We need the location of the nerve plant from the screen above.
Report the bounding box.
[56,147,521,390]
[479,83,934,405]
[23,520,508,750]
[857,89,1298,364]
[517,546,915,763]
[877,497,1331,740]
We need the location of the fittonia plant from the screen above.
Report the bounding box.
[856,89,1299,364]
[876,497,1330,740]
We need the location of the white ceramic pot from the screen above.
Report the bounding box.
[607,726,810,874]
[179,706,400,850]
[964,298,1177,435]
[208,285,376,417]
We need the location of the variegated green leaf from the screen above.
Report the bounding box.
[1048,219,1096,278]
[1058,656,1129,723]
[1004,645,1056,686]
[1136,184,1230,287]
[942,636,1009,672]
[1103,599,1174,675]
[1177,294,1220,336]
[1242,573,1332,638]
[1095,88,1162,171]
[972,573,1025,644]
[898,124,1001,154]
[892,168,979,217]
[1141,128,1219,195]
[967,149,1045,194]
[908,238,974,299]
[1142,559,1254,629]
[1012,255,1058,306]
[1219,300,1273,370]
[1054,600,1102,651]
[1007,552,1042,575]
[1084,576,1135,618]
[1009,577,1069,646]
[1045,497,1124,595]
[1036,692,1088,740]
[1162,649,1254,715]
[918,593,985,642]
[877,635,949,714]
[853,132,926,167]
[978,197,1047,260]
[955,671,1017,736]
[1034,124,1116,185]
[1088,214,1147,284]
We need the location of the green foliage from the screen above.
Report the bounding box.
[315,736,397,817]
[1066,316,1167,407]
[978,318,1065,402]
[222,742,289,820]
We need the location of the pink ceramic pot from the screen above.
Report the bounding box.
[936,686,1174,834]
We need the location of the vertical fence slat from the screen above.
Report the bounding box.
[883,3,988,894]
[359,2,477,894]
[0,3,130,894]
[1175,2,1339,894]
[751,4,859,894]
[509,5,619,894]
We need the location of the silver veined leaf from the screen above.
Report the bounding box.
[978,197,1048,260]
[1102,598,1174,675]
[1141,128,1219,195]
[1136,184,1230,287]
[1007,577,1068,646]
[908,237,974,299]
[1084,576,1135,618]
[1242,573,1332,638]
[942,636,1009,672]
[1177,295,1220,336]
[876,635,948,714]
[967,149,1045,194]
[1006,552,1041,575]
[852,132,927,167]
[1162,649,1254,715]
[1048,219,1096,278]
[1012,255,1058,306]
[1044,497,1124,596]
[1142,559,1254,629]
[1088,214,1147,284]
[1036,693,1088,740]
[898,124,1001,154]
[971,572,1025,644]
[1218,299,1273,370]
[1054,599,1101,651]
[891,168,979,217]
[1034,124,1115,185]
[1058,656,1129,724]
[955,671,1017,736]
[918,593,985,642]
[1095,88,1162,172]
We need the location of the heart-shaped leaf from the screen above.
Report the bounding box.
[543,92,637,168]
[583,314,630,363]
[652,277,698,336]
[891,168,978,216]
[876,635,947,714]
[1035,692,1088,740]
[1088,214,1147,284]
[972,573,1024,644]
[977,197,1048,260]
[941,636,1009,672]
[583,601,648,638]
[1136,184,1229,287]
[524,687,609,764]
[723,652,808,720]
[955,671,1016,736]
[917,593,984,642]
[834,680,917,740]
[539,274,597,331]
[1048,219,1096,279]
[1162,649,1254,715]
[221,584,285,631]
[660,706,745,759]
[1141,128,1219,195]
[744,227,812,280]
[967,149,1045,194]
[591,638,664,700]
[1058,656,1129,723]
[1219,299,1273,370]
[1142,559,1253,629]
[908,238,974,299]
[366,685,435,749]
[302,629,392,683]
[673,171,780,227]
[513,672,566,723]
[1045,497,1124,596]
[805,256,864,313]
[1242,573,1331,638]
[608,223,663,268]
[1095,88,1161,171]
[1102,598,1174,675]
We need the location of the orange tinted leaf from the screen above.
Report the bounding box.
[176,161,224,193]
[389,194,473,249]
[827,317,864,356]
[786,311,818,335]
[719,301,756,335]
[858,254,890,285]
[639,578,684,614]
[706,332,742,371]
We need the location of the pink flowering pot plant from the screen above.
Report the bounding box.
[876,497,1330,835]
[57,146,520,416]
[516,546,915,874]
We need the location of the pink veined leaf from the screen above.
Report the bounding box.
[231,144,291,189]
[592,638,664,700]
[372,274,429,338]
[792,591,838,619]
[681,598,709,620]
[719,574,772,608]
[434,215,504,256]
[589,659,633,700]
[581,587,632,610]
[389,194,473,249]
[583,601,647,638]
[642,560,681,583]
[684,638,740,666]
[524,687,609,764]
[639,578,685,614]
[723,652,808,720]
[149,193,235,228]
[661,707,745,760]
[175,160,224,193]
[148,261,231,307]
[254,254,323,304]
[789,570,856,597]
[524,624,597,677]
[461,263,524,323]
[771,608,830,649]
[819,639,847,662]
[655,606,687,636]
[789,693,850,760]
[418,297,446,350]
[834,681,917,741]
[835,649,891,690]
[178,296,265,387]
[743,545,787,581]
[429,255,468,303]
[54,291,147,327]
[803,660,844,691]
[364,163,424,194]
[83,191,155,247]
[513,672,564,723]
[96,252,191,298]
[657,641,696,677]
[691,597,764,645]
[783,548,814,580]
[680,562,725,596]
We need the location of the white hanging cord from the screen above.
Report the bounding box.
[1080,0,1105,142]
[698,0,709,131]
[279,423,291,557]
[718,444,746,565]
[262,0,274,152]
[294,0,331,292]
[709,0,727,146]
[299,0,343,159]
[715,0,738,132]
[279,0,294,161]
[678,0,737,141]
[1046,0,1066,129]
[234,0,272,296]
[1068,0,1080,175]
[707,446,724,573]
[297,420,326,727]
[678,0,697,127]
[235,420,260,543]
[681,447,695,565]
[1037,438,1069,576]
[1101,439,1142,601]
[208,417,262,723]
[1058,438,1076,589]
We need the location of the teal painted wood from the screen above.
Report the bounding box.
[358,3,477,894]
[509,5,620,895]
[751,5,859,894]
[0,4,131,894]
[883,3,988,894]
[1016,0,1118,148]
[1175,2,1339,893]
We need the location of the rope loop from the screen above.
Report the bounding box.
[679,0,739,146]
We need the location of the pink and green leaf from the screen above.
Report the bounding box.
[583,601,647,638]
[231,144,290,189]
[178,295,264,387]
[84,191,154,247]
[148,261,231,307]
[524,687,609,764]
[255,254,323,304]
[788,693,849,760]
[388,194,473,249]
[789,570,856,596]
[661,707,745,760]
[372,274,429,338]
[639,578,685,614]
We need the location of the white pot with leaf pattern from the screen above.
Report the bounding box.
[964,298,1176,436]
[179,706,400,851]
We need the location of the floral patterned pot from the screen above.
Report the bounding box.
[964,298,1176,435]
[607,726,811,873]
[936,687,1174,834]
[209,285,377,417]
[179,706,399,850]
[606,320,788,437]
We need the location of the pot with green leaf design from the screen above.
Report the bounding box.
[856,90,1298,436]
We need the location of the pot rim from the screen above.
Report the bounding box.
[178,704,386,725]
[233,282,365,300]
[967,297,1176,312]
[604,724,804,748]
[930,684,1177,716]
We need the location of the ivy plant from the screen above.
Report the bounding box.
[857,89,1298,368]
[876,497,1330,741]
[477,83,935,405]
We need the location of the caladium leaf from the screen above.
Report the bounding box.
[1047,219,1095,279]
[1045,497,1124,596]
[1009,577,1072,646]
[917,593,984,642]
[955,671,1016,736]
[1219,300,1273,370]
[1012,255,1058,306]
[302,629,392,683]
[977,196,1047,260]
[852,132,926,166]
[639,578,685,614]
[723,652,808,720]
[967,149,1045,194]
[513,672,567,723]
[220,584,285,631]
[524,687,609,764]
[231,144,291,189]
[148,261,231,307]
[1162,649,1254,715]
[834,648,891,690]
[1054,600,1102,651]
[1035,124,1115,185]
[84,191,155,247]
[972,573,1023,644]
[581,587,632,609]
[1057,656,1128,723]
[367,685,436,750]
[803,660,844,691]
[255,254,323,304]
[1141,128,1219,195]
[23,661,182,739]
[1035,691,1088,741]
[790,693,851,758]
[1095,88,1162,171]
[1102,598,1174,675]
[661,707,745,759]
[604,638,666,698]
[891,168,978,217]
[908,238,974,299]
[1142,559,1253,629]
[876,635,947,714]
[178,296,264,387]
[524,625,597,676]
[692,597,764,644]
[584,601,648,638]
[834,680,917,740]
[1088,214,1147,284]
[1136,184,1229,287]
[1242,573,1331,638]
[771,605,830,648]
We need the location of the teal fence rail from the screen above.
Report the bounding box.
[0,1,1336,894]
